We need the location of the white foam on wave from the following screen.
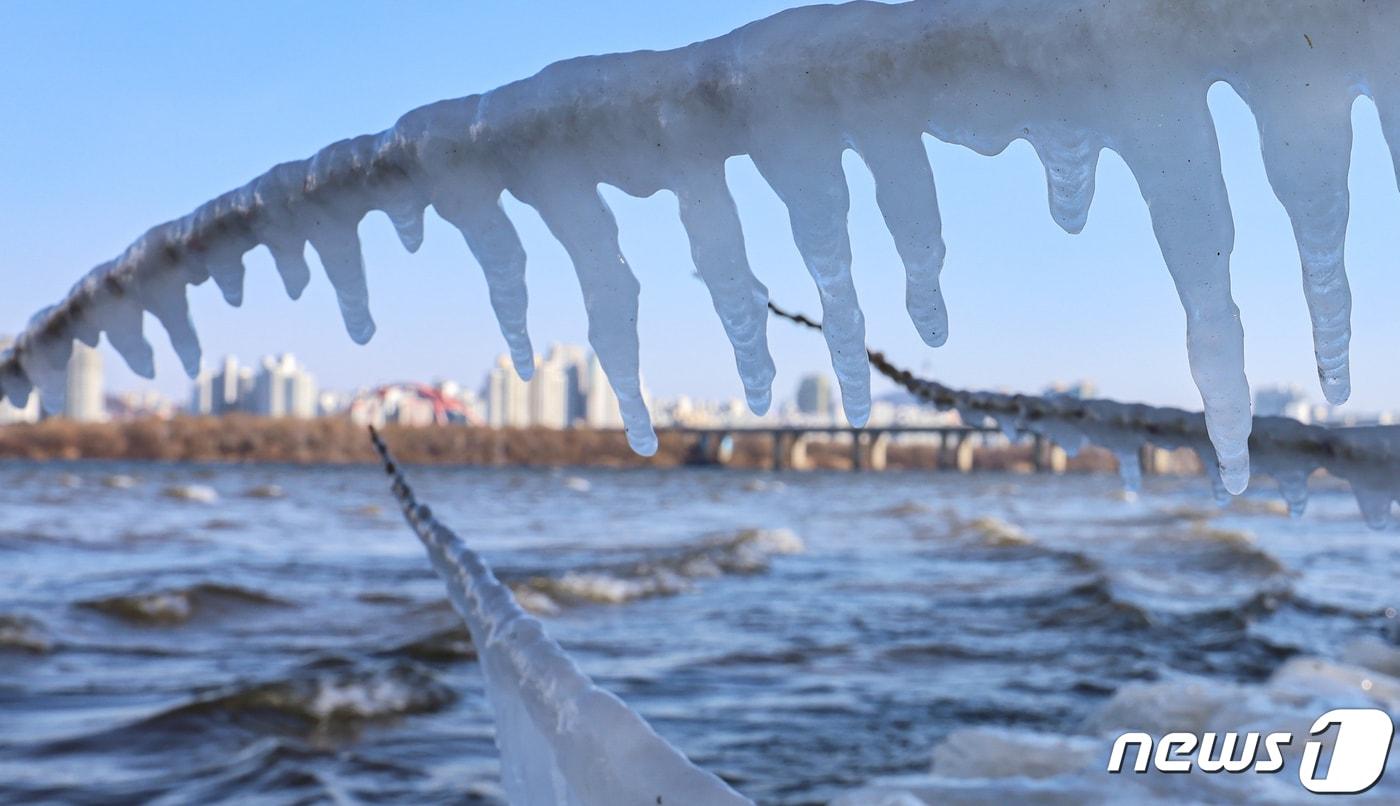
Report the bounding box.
[836,642,1400,804]
[161,484,219,504]
[511,527,806,612]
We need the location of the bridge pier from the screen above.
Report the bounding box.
[954,434,976,473]
[771,432,811,471]
[687,431,734,466]
[869,432,890,472]
[1032,435,1068,474]
[1139,444,1171,476]
[790,433,810,471]
[677,426,997,473]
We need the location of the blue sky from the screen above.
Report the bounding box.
[4,1,1400,412]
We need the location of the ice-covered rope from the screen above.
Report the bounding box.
[5,1,1400,494]
[768,301,1400,529]
[367,426,752,806]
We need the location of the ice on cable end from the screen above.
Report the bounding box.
[369,430,750,806]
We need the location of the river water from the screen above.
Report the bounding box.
[1,462,1397,804]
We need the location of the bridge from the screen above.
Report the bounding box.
[668,425,1080,473]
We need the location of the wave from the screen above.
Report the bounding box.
[509,528,804,611]
[382,626,477,663]
[42,657,458,759]
[78,583,287,626]
[871,500,934,518]
[1165,525,1286,577]
[706,642,854,668]
[161,484,219,503]
[0,613,51,653]
[837,641,1400,805]
[242,484,285,499]
[957,516,1034,547]
[194,659,457,726]
[741,479,786,493]
[101,473,137,489]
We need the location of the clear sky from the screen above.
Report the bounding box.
[4,1,1400,413]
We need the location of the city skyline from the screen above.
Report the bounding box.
[5,328,1394,433]
[10,316,1395,429]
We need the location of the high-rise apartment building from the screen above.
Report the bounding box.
[250,354,318,418]
[584,354,624,429]
[795,373,833,419]
[64,342,106,422]
[485,344,628,430]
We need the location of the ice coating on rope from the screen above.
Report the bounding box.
[858,341,1400,531]
[6,1,1400,492]
[369,431,751,805]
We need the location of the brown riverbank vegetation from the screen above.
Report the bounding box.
[0,416,1200,474]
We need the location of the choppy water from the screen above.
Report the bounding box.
[1,463,1397,804]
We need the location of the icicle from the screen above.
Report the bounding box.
[139,268,203,378]
[857,132,950,347]
[1032,133,1100,235]
[308,225,376,345]
[1274,468,1312,517]
[994,413,1021,442]
[1246,83,1355,404]
[432,193,536,381]
[0,331,35,408]
[265,240,312,300]
[88,283,156,379]
[1121,109,1253,495]
[1352,482,1393,530]
[201,247,248,307]
[752,145,870,426]
[1114,448,1143,494]
[674,166,776,413]
[382,200,426,253]
[1374,88,1400,213]
[525,183,656,455]
[189,189,258,307]
[0,363,31,409]
[251,162,314,300]
[17,331,72,413]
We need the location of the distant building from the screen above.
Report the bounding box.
[190,354,315,418]
[549,344,590,425]
[318,390,350,418]
[349,383,470,427]
[64,342,106,422]
[584,354,624,429]
[191,355,248,415]
[1044,379,1098,400]
[250,354,318,418]
[437,381,485,424]
[529,357,570,429]
[795,374,833,418]
[487,354,532,428]
[1254,384,1319,424]
[107,390,175,421]
[485,344,626,430]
